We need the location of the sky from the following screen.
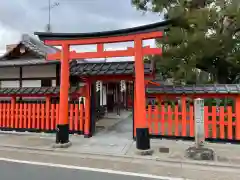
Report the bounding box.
[0,0,162,59]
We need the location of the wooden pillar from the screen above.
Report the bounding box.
[133,82,137,138]
[84,80,91,137]
[90,82,96,135]
[134,38,150,150]
[235,95,240,140]
[157,96,161,105]
[125,82,128,110]
[56,43,70,144]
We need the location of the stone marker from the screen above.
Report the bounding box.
[186,98,215,161]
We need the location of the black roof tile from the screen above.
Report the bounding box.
[0,86,80,96]
[35,19,173,41]
[147,84,240,94]
[70,61,153,76]
[0,34,60,67]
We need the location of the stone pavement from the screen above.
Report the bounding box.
[1,131,240,180]
[0,130,240,165]
[0,113,134,156]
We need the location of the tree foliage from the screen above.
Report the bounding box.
[132,0,240,84]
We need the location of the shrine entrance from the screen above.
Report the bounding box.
[106,82,120,113]
[35,20,168,150]
[93,80,134,136]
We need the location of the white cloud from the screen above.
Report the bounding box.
[0,22,21,51]
[0,0,162,60]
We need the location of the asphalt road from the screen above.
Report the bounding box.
[0,160,173,180]
[1,146,240,180]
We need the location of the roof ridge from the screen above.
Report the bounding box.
[0,34,60,61]
[75,60,135,64]
[21,34,59,56]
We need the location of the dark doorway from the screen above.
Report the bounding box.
[107,83,115,112]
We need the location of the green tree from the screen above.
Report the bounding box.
[132,0,240,84]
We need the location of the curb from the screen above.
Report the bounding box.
[1,143,240,172]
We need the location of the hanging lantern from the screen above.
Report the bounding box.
[96,81,102,92]
[120,80,126,92]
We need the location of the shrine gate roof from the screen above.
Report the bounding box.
[70,61,154,76]
[35,20,173,41]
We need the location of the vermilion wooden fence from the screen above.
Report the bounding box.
[0,100,85,134]
[146,96,240,142]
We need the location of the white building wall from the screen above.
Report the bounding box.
[0,64,57,100]
[22,80,41,87]
[22,65,56,78]
[1,81,19,88]
[0,81,20,100]
[0,67,20,79]
[0,64,57,88]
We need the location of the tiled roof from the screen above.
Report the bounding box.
[0,58,59,67]
[146,84,240,94]
[70,61,153,76]
[0,34,60,67]
[0,87,79,96]
[21,34,59,57]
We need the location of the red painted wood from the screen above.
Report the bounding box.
[47,47,162,60]
[44,31,163,46]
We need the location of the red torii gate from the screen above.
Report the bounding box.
[35,20,169,150]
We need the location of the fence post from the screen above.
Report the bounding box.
[181,96,187,136]
[235,95,240,140]
[10,96,16,128]
[46,96,50,131]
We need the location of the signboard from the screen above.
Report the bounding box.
[96,81,102,92]
[194,98,205,147]
[120,80,126,92]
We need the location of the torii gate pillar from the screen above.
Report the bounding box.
[55,43,71,147]
[134,38,150,151]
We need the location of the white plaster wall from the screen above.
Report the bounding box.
[22,64,56,78]
[52,80,56,87]
[0,81,19,100]
[22,80,41,87]
[0,64,57,101]
[1,81,19,88]
[0,67,20,78]
[22,80,44,100]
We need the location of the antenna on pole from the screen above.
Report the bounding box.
[42,0,60,32]
[47,0,51,32]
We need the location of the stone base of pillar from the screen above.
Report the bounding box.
[186,146,215,161]
[84,134,92,138]
[52,142,72,148]
[135,127,153,155]
[54,124,71,147]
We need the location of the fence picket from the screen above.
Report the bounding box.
[0,100,84,134]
